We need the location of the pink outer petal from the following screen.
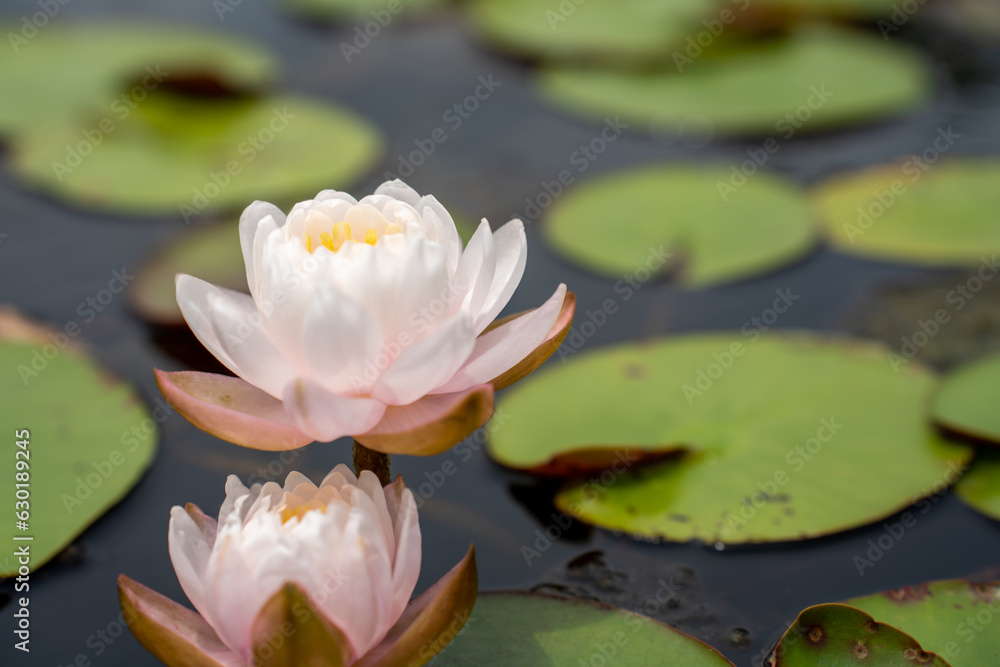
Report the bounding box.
[118,575,244,667]
[486,290,576,391]
[282,379,387,443]
[432,284,568,395]
[155,369,313,451]
[354,545,478,667]
[356,385,494,456]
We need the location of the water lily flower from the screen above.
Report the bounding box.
[157,180,574,455]
[119,465,477,667]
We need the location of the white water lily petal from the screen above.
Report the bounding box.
[177,275,298,398]
[474,219,528,334]
[283,379,387,442]
[239,201,286,302]
[434,283,568,394]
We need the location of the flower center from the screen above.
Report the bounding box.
[276,485,342,523]
[304,221,402,253]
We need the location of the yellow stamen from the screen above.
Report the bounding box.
[320,231,335,252]
[365,228,378,245]
[332,221,352,251]
[304,234,313,253]
[385,222,402,235]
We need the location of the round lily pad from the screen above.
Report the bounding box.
[285,0,447,21]
[491,333,971,544]
[769,603,947,666]
[815,159,1000,267]
[11,93,383,217]
[0,22,275,135]
[847,581,1000,666]
[955,450,1000,521]
[468,0,717,64]
[0,308,157,576]
[932,353,1000,443]
[543,165,815,285]
[433,592,734,666]
[539,25,931,136]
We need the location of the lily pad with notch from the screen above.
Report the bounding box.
[491,333,971,544]
[543,164,815,286]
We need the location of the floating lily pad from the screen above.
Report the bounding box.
[955,450,1000,521]
[758,0,902,18]
[285,0,447,21]
[12,93,383,217]
[539,26,931,136]
[932,353,1000,443]
[846,580,1000,666]
[815,159,1000,267]
[432,592,734,666]
[0,308,157,575]
[491,333,971,544]
[544,165,815,285]
[0,22,275,134]
[468,0,716,64]
[769,603,947,666]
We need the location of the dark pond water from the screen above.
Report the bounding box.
[1,0,1000,665]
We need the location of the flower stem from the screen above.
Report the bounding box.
[352,440,391,486]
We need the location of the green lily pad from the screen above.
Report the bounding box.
[758,0,902,18]
[11,93,383,217]
[847,580,1000,666]
[491,333,971,544]
[432,592,734,666]
[539,25,931,136]
[932,353,1000,443]
[769,603,947,666]
[468,0,717,64]
[0,22,275,135]
[955,450,1000,521]
[0,308,157,575]
[543,165,815,285]
[285,0,447,21]
[815,159,1000,267]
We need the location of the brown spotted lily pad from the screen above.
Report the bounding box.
[491,333,971,544]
